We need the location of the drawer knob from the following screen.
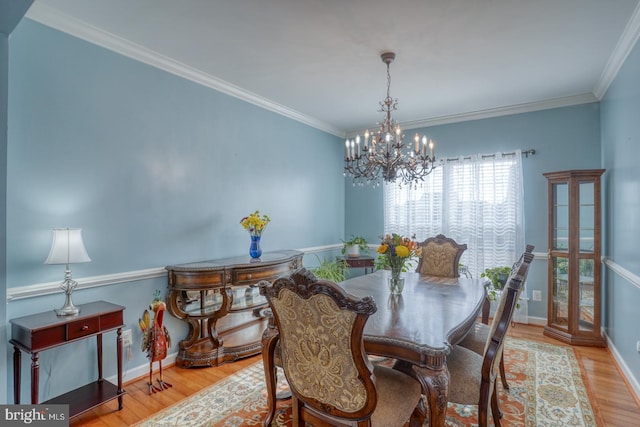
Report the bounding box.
[81,325,89,331]
[247,274,252,279]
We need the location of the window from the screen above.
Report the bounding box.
[383,150,525,279]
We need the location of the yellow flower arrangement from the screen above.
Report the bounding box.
[375,233,421,274]
[240,210,270,236]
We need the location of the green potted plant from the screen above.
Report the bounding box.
[341,235,369,257]
[310,256,348,282]
[480,266,512,301]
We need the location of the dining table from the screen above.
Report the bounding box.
[261,269,487,427]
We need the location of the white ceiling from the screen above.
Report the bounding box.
[25,0,640,137]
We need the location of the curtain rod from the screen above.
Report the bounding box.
[444,149,536,162]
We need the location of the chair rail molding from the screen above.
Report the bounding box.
[602,256,640,290]
[6,245,342,301]
[6,267,168,301]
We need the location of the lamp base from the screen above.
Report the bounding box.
[55,282,80,316]
[55,304,80,316]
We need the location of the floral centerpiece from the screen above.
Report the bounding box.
[240,210,270,258]
[375,233,421,293]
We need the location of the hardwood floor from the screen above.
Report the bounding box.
[70,323,640,426]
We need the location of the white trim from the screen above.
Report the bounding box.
[393,94,598,132]
[24,2,344,138]
[603,257,640,290]
[6,267,168,301]
[523,315,547,327]
[604,330,640,403]
[25,2,632,139]
[107,350,178,385]
[593,1,640,99]
[6,246,342,301]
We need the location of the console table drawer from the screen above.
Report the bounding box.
[169,270,226,287]
[67,317,100,340]
[100,310,124,330]
[233,263,294,286]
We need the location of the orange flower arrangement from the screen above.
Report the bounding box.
[375,233,421,273]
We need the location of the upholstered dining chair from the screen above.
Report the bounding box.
[459,245,535,391]
[446,259,530,427]
[415,234,467,277]
[261,268,424,427]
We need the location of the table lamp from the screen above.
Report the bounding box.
[45,228,91,316]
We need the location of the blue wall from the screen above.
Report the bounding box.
[601,37,640,386]
[345,103,602,319]
[0,29,9,409]
[5,19,344,402]
[3,8,640,405]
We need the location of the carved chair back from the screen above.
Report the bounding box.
[261,268,380,423]
[416,234,467,277]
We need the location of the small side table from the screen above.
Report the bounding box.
[10,301,126,418]
[338,255,375,274]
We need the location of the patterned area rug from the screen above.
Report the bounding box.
[133,338,598,426]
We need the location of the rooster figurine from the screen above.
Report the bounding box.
[139,290,172,394]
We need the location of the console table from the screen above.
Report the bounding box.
[10,301,125,418]
[166,250,303,367]
[339,255,375,274]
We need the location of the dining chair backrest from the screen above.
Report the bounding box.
[480,244,535,324]
[416,234,467,277]
[261,268,380,423]
[482,251,534,357]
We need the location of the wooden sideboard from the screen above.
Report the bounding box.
[165,250,303,367]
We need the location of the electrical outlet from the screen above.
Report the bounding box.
[532,290,542,301]
[122,329,132,347]
[636,340,640,353]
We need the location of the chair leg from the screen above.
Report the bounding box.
[499,356,510,391]
[491,383,503,427]
[478,381,491,427]
[261,334,279,427]
[481,294,491,325]
[408,398,426,427]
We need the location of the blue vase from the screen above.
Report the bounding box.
[249,235,262,259]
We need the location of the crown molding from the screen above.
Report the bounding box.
[24,1,639,139]
[593,1,640,99]
[400,93,599,131]
[346,93,598,137]
[24,2,344,138]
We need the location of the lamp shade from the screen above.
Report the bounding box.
[45,228,91,265]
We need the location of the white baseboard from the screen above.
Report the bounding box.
[523,315,547,326]
[107,351,178,385]
[604,331,640,402]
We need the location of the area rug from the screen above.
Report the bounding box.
[133,338,599,426]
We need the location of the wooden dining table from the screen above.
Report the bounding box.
[261,270,486,427]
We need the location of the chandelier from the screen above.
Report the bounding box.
[344,52,436,186]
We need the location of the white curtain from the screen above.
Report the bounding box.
[383,150,525,279]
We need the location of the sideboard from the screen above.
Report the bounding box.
[165,250,303,367]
